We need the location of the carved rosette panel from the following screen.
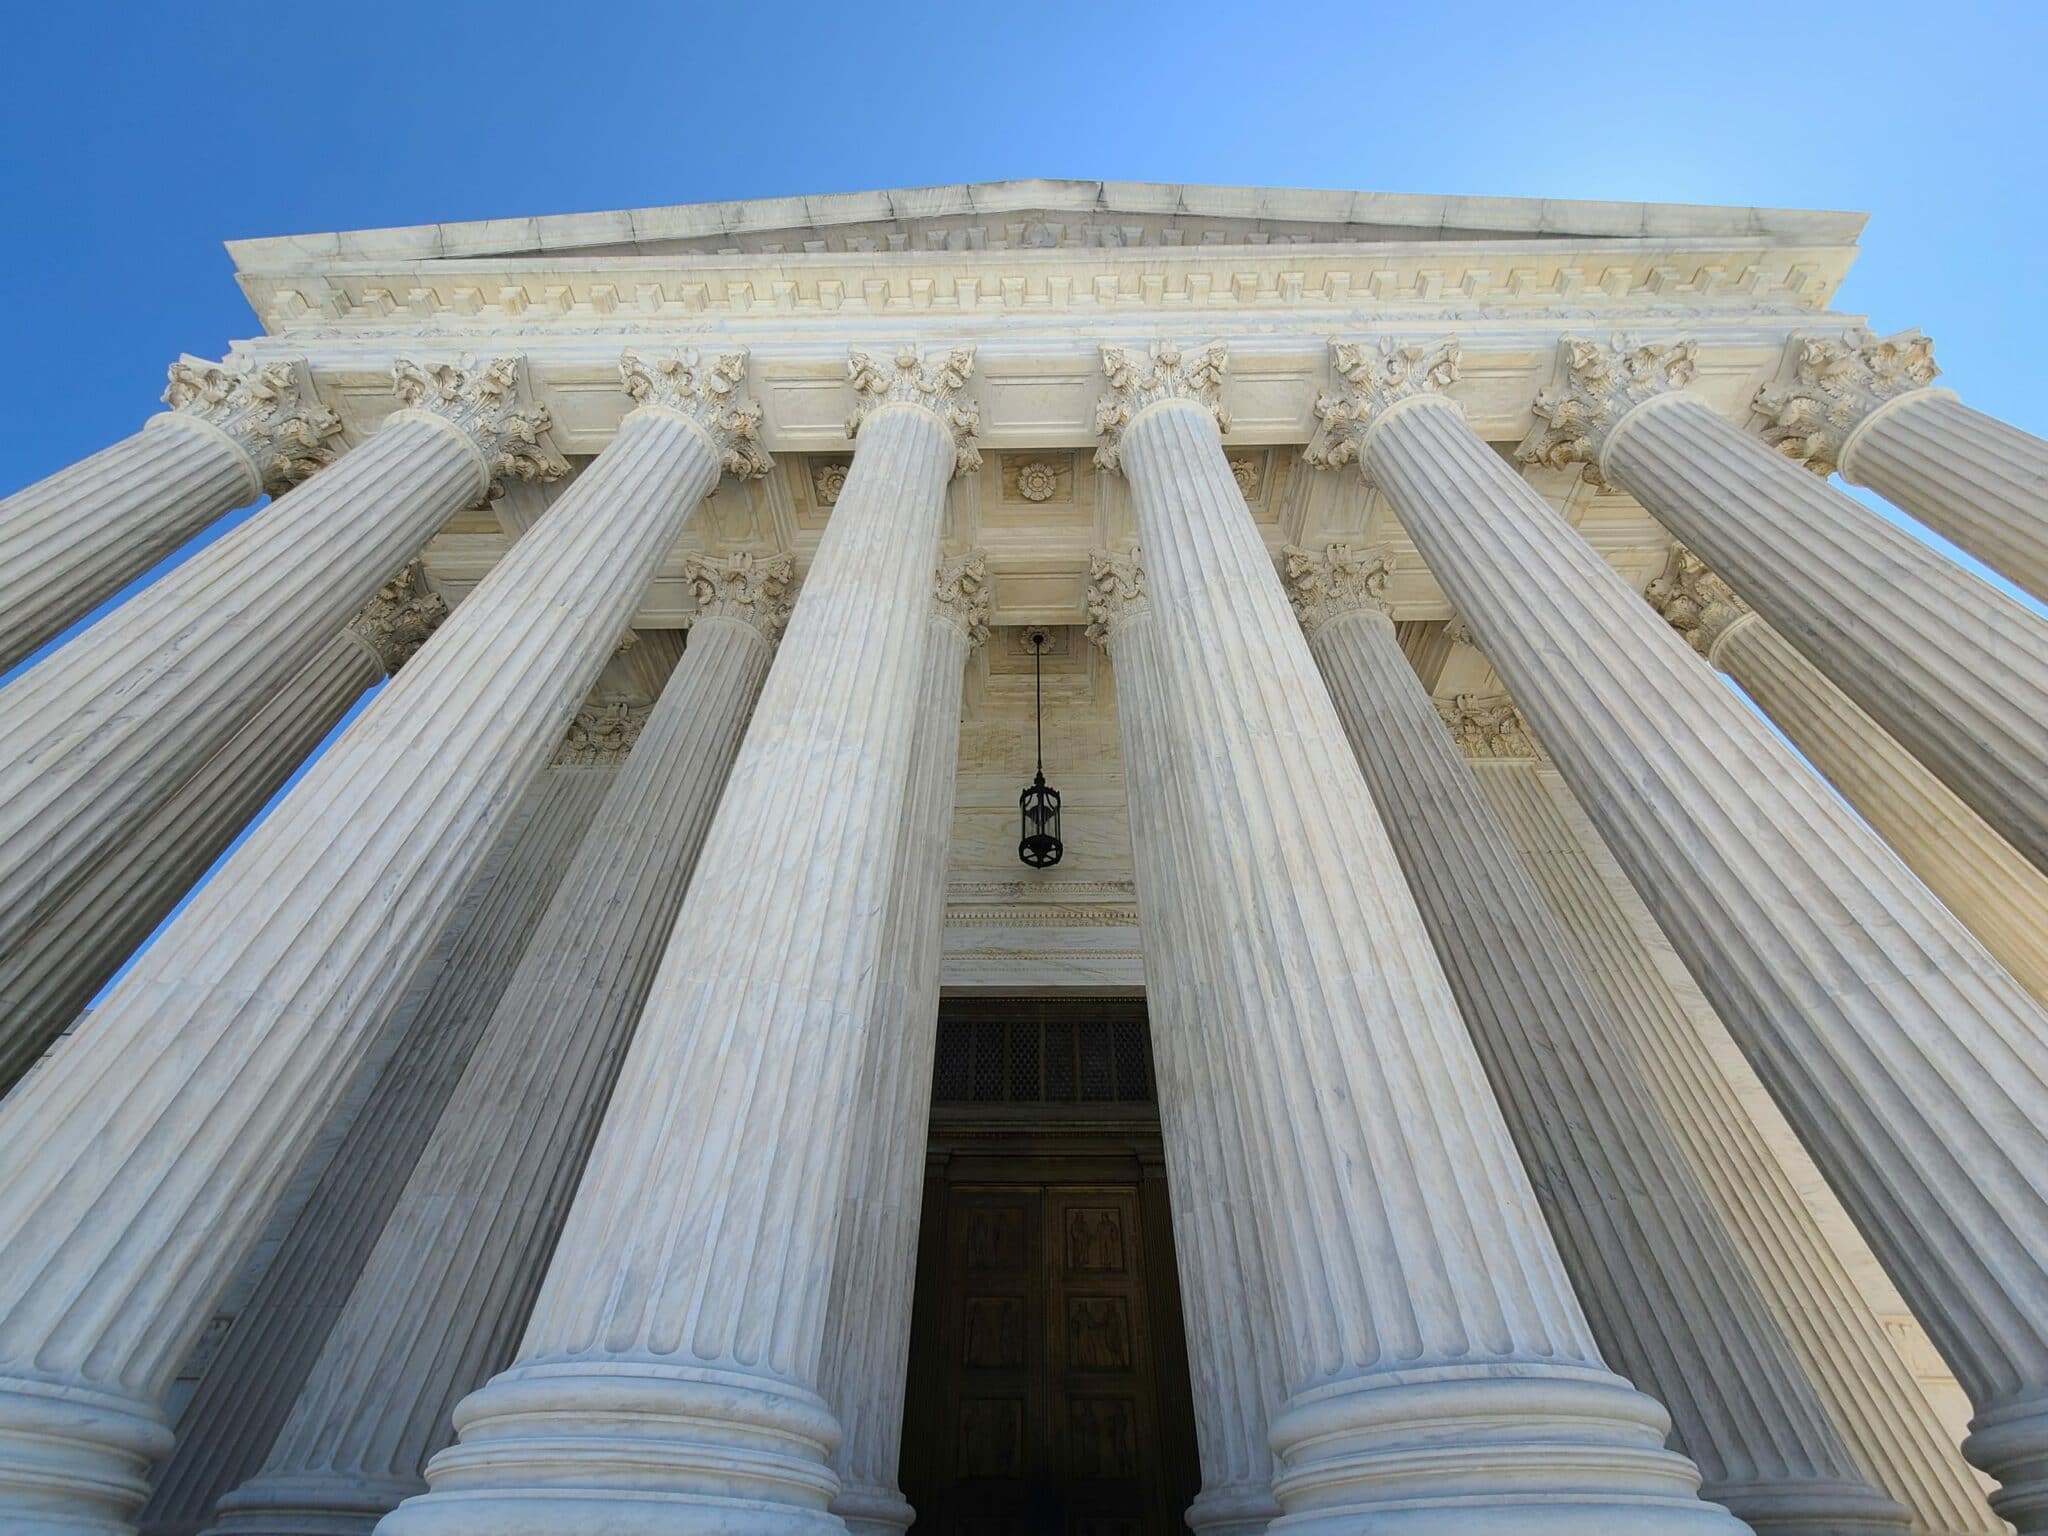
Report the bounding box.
[1280,542,1396,639]
[1306,336,1462,477]
[390,354,566,490]
[1094,340,1228,470]
[1515,333,1698,486]
[1645,546,1751,658]
[158,354,344,494]
[683,550,796,644]
[1752,328,1941,475]
[552,700,651,766]
[1083,549,1148,647]
[345,561,450,675]
[846,344,981,476]
[933,550,992,648]
[620,348,772,479]
[1435,693,1546,760]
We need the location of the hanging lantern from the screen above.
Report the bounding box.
[1018,627,1063,868]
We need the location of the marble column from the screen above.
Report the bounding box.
[0,355,342,673]
[1754,327,2048,605]
[1463,741,2006,1536]
[0,355,566,967]
[1517,332,2048,873]
[0,349,765,1536]
[0,571,445,1093]
[1317,334,2048,1530]
[140,757,614,1536]
[188,552,793,1536]
[383,345,978,1536]
[1647,546,2048,1008]
[1283,543,1906,1533]
[819,552,987,1536]
[1085,550,1286,1536]
[1087,341,1733,1533]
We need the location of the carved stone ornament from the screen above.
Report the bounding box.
[157,354,344,496]
[1443,615,1478,652]
[345,560,450,674]
[1515,333,1698,487]
[1436,693,1546,761]
[934,550,993,648]
[1645,545,1751,659]
[1094,340,1229,471]
[1083,549,1149,647]
[811,461,849,505]
[620,348,772,479]
[1752,327,1941,475]
[684,550,797,643]
[1228,456,1261,502]
[1015,460,1061,503]
[846,344,982,476]
[1280,542,1396,638]
[390,354,567,491]
[553,700,651,765]
[1305,336,1462,474]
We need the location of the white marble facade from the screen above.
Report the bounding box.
[0,180,2043,1535]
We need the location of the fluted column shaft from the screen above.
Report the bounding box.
[1091,571,1284,1536]
[140,763,615,1536]
[1841,391,2048,605]
[1712,612,2048,1007]
[0,392,728,1536]
[821,598,974,1536]
[1471,756,2005,1536]
[0,632,380,1091]
[197,599,779,1536]
[1604,392,2048,871]
[386,364,971,1535]
[1100,358,1731,1532]
[1359,391,2048,1529]
[1301,592,1903,1534]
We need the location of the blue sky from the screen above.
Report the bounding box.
[3,0,2044,986]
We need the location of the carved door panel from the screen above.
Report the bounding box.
[937,1188,1045,1535]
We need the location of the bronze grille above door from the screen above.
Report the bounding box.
[931,997,1156,1107]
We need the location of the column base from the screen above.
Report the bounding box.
[828,1478,913,1536]
[1701,1476,1910,1535]
[1187,1478,1282,1534]
[0,1374,174,1534]
[1265,1365,1744,1534]
[203,1469,422,1535]
[376,1360,846,1536]
[1965,1388,2048,1534]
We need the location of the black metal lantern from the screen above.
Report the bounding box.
[1018,628,1064,868]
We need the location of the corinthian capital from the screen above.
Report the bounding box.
[553,700,651,766]
[1094,341,1229,471]
[934,550,992,648]
[1084,549,1149,647]
[346,561,450,674]
[1281,542,1397,638]
[156,354,343,496]
[1436,693,1546,761]
[1516,334,1698,486]
[1645,545,1751,658]
[1305,337,1462,474]
[1751,327,1941,475]
[846,345,981,476]
[684,550,796,644]
[390,354,567,493]
[621,349,772,479]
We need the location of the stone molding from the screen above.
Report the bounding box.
[389,354,566,493]
[933,550,992,648]
[155,354,343,496]
[1752,327,1944,476]
[1305,336,1462,477]
[344,561,450,675]
[1094,341,1228,470]
[1280,541,1397,638]
[1516,333,1699,486]
[1645,546,1752,660]
[683,550,796,644]
[846,344,981,475]
[551,700,650,766]
[620,348,772,478]
[1083,548,1149,646]
[1435,692,1546,761]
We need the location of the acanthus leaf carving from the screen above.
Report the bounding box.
[1083,549,1149,647]
[1751,327,1940,475]
[1305,337,1462,476]
[1645,545,1751,658]
[620,348,772,479]
[846,345,981,477]
[1435,692,1546,761]
[933,550,992,649]
[1280,542,1397,638]
[157,354,344,496]
[390,354,566,492]
[1094,341,1228,471]
[552,700,651,766]
[345,560,449,675]
[684,550,797,644]
[1515,333,1698,487]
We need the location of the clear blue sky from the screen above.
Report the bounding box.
[2,0,2043,991]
